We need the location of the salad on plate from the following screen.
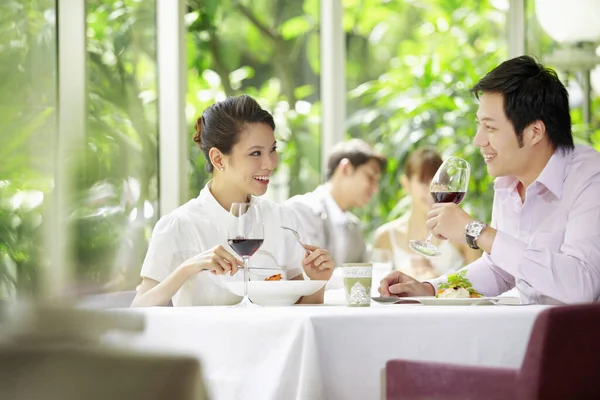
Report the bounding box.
[436,270,483,298]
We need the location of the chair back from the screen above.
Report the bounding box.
[0,344,207,400]
[519,303,600,400]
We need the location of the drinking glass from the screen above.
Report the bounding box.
[408,157,470,257]
[227,203,264,307]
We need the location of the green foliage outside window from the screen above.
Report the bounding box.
[1,0,599,297]
[185,0,508,238]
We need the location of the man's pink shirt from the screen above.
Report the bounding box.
[428,145,600,304]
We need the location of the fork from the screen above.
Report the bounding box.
[280,226,310,254]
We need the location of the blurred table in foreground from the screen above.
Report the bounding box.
[105,302,548,400]
[106,305,546,400]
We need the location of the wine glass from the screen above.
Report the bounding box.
[408,156,470,257]
[227,203,264,307]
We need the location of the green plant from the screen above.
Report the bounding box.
[2,0,599,297]
[0,0,57,297]
[345,0,508,235]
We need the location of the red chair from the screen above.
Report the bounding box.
[385,303,600,400]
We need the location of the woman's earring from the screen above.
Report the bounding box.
[219,167,224,171]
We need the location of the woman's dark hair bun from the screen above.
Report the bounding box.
[193,116,203,146]
[193,95,275,173]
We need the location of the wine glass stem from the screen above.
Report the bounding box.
[243,256,249,300]
[424,231,434,244]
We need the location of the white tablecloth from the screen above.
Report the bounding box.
[106,303,548,400]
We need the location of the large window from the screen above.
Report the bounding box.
[344,0,508,233]
[82,0,159,292]
[185,0,321,202]
[0,0,57,299]
[0,0,159,300]
[9,0,595,298]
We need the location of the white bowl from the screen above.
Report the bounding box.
[224,280,327,306]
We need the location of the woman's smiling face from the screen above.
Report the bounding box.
[222,122,279,197]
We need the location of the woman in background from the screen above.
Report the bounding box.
[373,148,480,280]
[132,95,334,307]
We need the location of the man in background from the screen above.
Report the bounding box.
[285,139,386,265]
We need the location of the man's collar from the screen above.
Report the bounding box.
[493,148,572,199]
[493,175,519,192]
[535,148,571,199]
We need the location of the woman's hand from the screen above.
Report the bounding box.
[302,244,335,280]
[181,245,243,276]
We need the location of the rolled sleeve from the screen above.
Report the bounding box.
[140,214,199,283]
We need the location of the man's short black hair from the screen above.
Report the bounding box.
[471,55,573,152]
[326,139,386,180]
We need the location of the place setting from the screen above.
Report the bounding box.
[225,202,328,307]
[371,269,521,306]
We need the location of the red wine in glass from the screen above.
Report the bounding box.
[228,239,264,258]
[228,203,264,307]
[409,156,470,257]
[431,191,466,204]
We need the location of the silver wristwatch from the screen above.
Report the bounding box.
[465,220,488,250]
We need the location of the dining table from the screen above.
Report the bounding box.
[104,289,549,400]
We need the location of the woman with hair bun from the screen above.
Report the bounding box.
[132,95,334,307]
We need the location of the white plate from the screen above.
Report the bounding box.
[406,297,496,306]
[372,296,521,306]
[225,280,328,306]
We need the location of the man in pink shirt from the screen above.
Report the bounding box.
[379,55,600,304]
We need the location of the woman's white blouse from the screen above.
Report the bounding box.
[140,183,305,306]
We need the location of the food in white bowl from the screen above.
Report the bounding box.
[246,268,287,282]
[264,274,283,281]
[224,280,327,306]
